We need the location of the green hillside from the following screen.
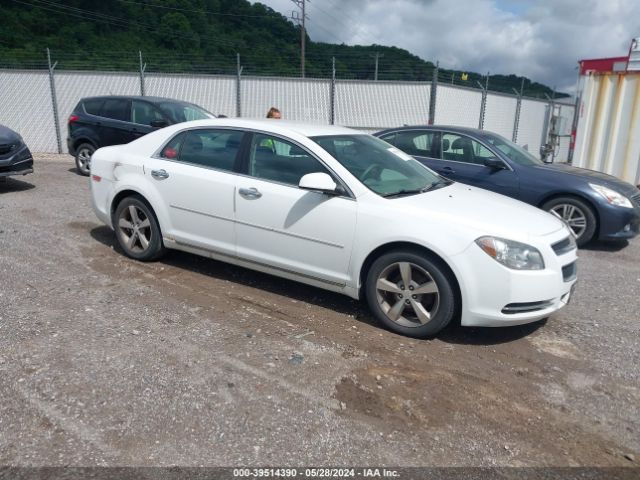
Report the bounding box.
[0,0,566,98]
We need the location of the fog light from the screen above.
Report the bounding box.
[624,223,631,232]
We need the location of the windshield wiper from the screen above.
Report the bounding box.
[382,179,452,198]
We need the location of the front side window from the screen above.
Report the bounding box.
[383,130,438,158]
[158,102,211,123]
[100,99,131,122]
[312,135,447,197]
[441,133,497,166]
[247,134,331,186]
[132,100,165,126]
[177,129,243,171]
[482,132,543,166]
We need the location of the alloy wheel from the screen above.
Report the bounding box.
[117,205,152,253]
[77,147,92,173]
[375,261,440,328]
[550,203,587,239]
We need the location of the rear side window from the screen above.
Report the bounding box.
[83,99,104,116]
[385,130,438,158]
[160,132,185,159]
[101,99,131,122]
[178,129,243,172]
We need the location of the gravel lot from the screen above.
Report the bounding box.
[1,155,639,467]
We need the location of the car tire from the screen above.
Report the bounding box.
[365,250,457,338]
[75,143,95,176]
[542,196,596,247]
[113,196,166,261]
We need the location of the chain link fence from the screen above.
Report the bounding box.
[0,51,575,159]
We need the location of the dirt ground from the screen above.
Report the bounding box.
[0,155,639,468]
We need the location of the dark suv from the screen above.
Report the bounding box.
[67,96,214,175]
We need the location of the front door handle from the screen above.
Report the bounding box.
[151,169,169,180]
[238,187,262,199]
[439,166,456,174]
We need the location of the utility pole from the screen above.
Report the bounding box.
[291,0,309,78]
[370,52,383,81]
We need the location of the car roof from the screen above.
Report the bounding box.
[163,118,362,137]
[80,95,195,105]
[376,125,489,137]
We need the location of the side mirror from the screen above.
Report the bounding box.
[151,119,169,128]
[484,157,506,170]
[299,172,338,195]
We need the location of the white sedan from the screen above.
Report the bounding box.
[90,119,577,338]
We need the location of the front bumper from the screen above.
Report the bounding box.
[0,145,34,177]
[597,203,640,240]
[452,228,578,327]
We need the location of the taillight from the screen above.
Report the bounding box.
[69,114,79,123]
[92,174,101,182]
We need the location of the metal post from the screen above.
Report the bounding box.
[46,48,62,154]
[370,52,383,81]
[138,50,146,96]
[568,65,582,163]
[236,53,243,118]
[512,77,524,142]
[477,72,489,130]
[428,61,438,125]
[330,57,335,125]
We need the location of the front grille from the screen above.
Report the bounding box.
[551,236,576,255]
[562,261,577,282]
[502,299,554,314]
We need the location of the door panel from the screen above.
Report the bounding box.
[144,157,237,256]
[235,179,357,285]
[438,133,520,197]
[235,133,357,286]
[143,128,244,256]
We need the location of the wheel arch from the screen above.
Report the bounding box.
[74,137,98,153]
[358,241,462,322]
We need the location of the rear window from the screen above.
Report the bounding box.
[101,99,130,122]
[83,99,104,116]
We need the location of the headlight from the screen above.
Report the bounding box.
[590,183,632,208]
[476,236,545,270]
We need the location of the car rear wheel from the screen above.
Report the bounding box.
[542,196,596,247]
[75,143,95,176]
[113,196,166,261]
[365,250,457,338]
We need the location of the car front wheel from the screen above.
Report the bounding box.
[542,196,596,247]
[113,196,166,261]
[365,250,457,338]
[75,143,95,176]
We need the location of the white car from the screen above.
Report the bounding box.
[90,119,578,338]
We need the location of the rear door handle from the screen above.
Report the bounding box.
[238,187,262,199]
[151,169,169,180]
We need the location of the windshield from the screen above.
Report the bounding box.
[482,132,543,166]
[157,102,212,123]
[311,134,448,197]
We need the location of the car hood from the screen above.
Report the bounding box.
[392,182,566,240]
[536,163,638,196]
[0,125,21,145]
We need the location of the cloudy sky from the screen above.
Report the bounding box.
[256,0,638,92]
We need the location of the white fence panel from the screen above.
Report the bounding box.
[335,81,430,130]
[146,74,236,118]
[434,85,482,128]
[0,70,56,152]
[241,76,330,123]
[518,99,548,158]
[56,72,141,153]
[484,94,517,139]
